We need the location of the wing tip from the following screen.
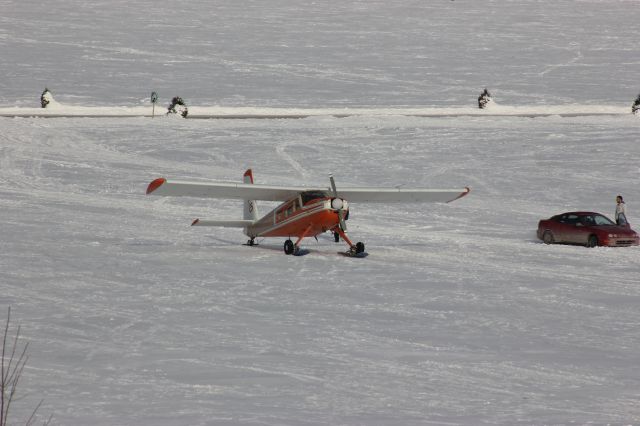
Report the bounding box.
[448,186,471,203]
[146,178,166,194]
[191,218,200,226]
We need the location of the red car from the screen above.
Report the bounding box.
[537,211,639,247]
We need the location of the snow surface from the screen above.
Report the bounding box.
[2,1,640,425]
[0,100,631,118]
[3,115,640,426]
[2,0,640,108]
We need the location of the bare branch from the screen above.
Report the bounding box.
[1,307,50,426]
[24,399,43,426]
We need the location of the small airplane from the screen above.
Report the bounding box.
[146,169,470,256]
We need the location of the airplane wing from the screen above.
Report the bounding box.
[147,178,324,201]
[147,178,470,203]
[335,187,470,203]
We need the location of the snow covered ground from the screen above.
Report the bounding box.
[0,99,631,118]
[2,0,640,425]
[2,0,639,108]
[2,115,640,425]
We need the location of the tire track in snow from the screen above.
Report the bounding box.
[275,141,309,179]
[538,44,584,77]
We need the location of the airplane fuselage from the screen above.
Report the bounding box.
[246,192,348,239]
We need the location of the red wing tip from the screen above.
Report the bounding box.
[191,219,200,226]
[448,187,471,203]
[146,178,166,194]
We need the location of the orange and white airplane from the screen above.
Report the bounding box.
[146,169,470,256]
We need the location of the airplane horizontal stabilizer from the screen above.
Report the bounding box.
[191,219,255,227]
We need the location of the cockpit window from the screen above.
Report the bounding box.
[301,191,328,205]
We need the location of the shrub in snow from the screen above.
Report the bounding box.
[632,94,640,115]
[1,307,50,425]
[478,88,493,109]
[40,88,52,108]
[167,96,188,118]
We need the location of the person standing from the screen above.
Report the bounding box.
[615,195,628,225]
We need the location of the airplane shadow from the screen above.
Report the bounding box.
[202,235,283,253]
[201,235,365,257]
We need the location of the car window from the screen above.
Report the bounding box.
[566,214,580,224]
[581,215,595,226]
[594,215,615,226]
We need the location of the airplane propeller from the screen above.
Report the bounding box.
[329,174,347,232]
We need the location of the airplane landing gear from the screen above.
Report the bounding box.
[284,239,295,255]
[347,241,365,256]
[247,238,256,246]
[332,226,366,257]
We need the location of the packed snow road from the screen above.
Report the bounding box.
[1,115,639,425]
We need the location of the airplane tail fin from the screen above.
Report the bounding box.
[243,169,259,221]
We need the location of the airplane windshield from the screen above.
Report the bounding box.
[301,191,328,204]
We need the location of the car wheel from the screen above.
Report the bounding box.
[587,235,598,248]
[542,231,555,245]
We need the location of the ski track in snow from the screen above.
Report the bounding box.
[2,115,640,426]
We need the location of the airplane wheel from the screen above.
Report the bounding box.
[587,235,598,248]
[247,238,255,246]
[542,231,554,245]
[334,232,340,243]
[284,239,294,255]
[355,242,365,254]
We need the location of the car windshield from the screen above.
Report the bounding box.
[579,214,614,226]
[592,214,615,226]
